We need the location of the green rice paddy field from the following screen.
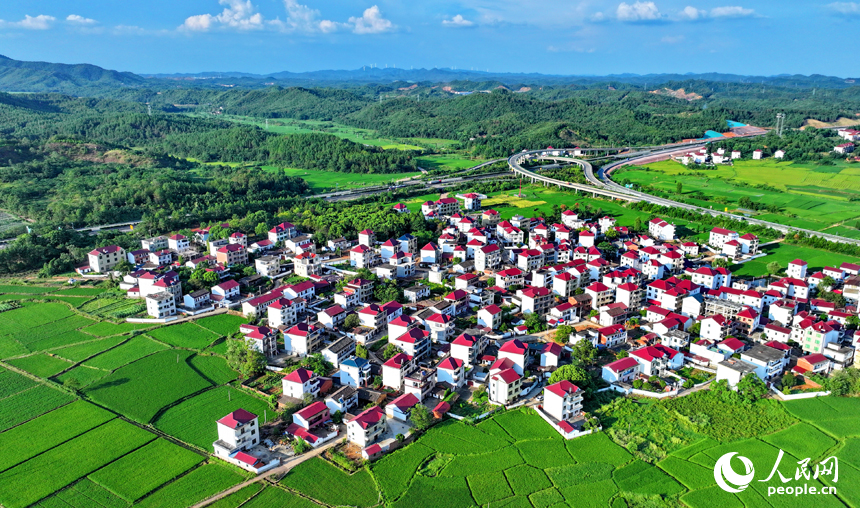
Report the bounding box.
[0,284,266,507]
[617,159,860,238]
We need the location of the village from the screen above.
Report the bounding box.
[76,188,860,475]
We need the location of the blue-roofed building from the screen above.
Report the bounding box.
[340,356,371,387]
[726,120,747,128]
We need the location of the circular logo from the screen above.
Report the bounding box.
[714,452,755,493]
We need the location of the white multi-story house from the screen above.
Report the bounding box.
[382,353,413,391]
[648,218,675,241]
[477,304,503,330]
[436,357,465,388]
[349,245,376,268]
[268,298,298,329]
[450,333,485,367]
[709,228,738,250]
[739,344,788,382]
[281,368,320,400]
[601,357,640,383]
[268,222,298,244]
[145,292,176,318]
[340,357,371,388]
[475,244,502,272]
[543,380,583,422]
[488,358,522,405]
[88,246,126,273]
[282,323,322,356]
[213,409,260,460]
[498,339,528,375]
[347,406,386,447]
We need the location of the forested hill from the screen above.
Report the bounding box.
[0,55,146,93]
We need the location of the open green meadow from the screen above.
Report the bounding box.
[268,165,423,193]
[196,313,249,337]
[416,154,485,172]
[617,159,860,237]
[153,385,273,450]
[83,336,169,370]
[730,243,860,278]
[83,350,216,423]
[147,322,221,349]
[134,463,247,508]
[6,353,73,377]
[0,384,76,431]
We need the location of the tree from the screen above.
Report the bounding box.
[410,404,433,431]
[690,322,701,335]
[616,350,629,359]
[255,222,269,237]
[343,313,360,330]
[605,228,619,240]
[554,324,573,345]
[226,338,267,378]
[356,344,368,359]
[382,343,401,360]
[633,216,643,232]
[114,260,134,274]
[846,315,860,330]
[737,373,768,403]
[548,364,591,390]
[767,261,782,275]
[820,275,836,289]
[572,339,597,367]
[292,437,310,454]
[202,271,219,284]
[299,353,333,376]
[588,309,599,318]
[676,182,683,194]
[524,312,544,333]
[712,258,729,269]
[780,373,797,389]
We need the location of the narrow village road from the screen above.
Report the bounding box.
[191,437,342,508]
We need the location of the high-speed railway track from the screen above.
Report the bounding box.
[510,145,860,246]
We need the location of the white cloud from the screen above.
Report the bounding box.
[349,5,394,34]
[0,14,56,30]
[617,2,661,22]
[661,35,684,43]
[442,14,474,27]
[678,6,706,20]
[180,0,264,31]
[590,11,607,22]
[709,6,755,18]
[66,14,97,25]
[113,24,149,35]
[275,0,344,33]
[827,2,860,14]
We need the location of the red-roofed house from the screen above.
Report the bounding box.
[451,333,486,367]
[629,345,683,376]
[489,363,522,405]
[292,401,330,430]
[282,368,320,400]
[540,342,562,368]
[436,357,465,388]
[700,314,734,342]
[498,339,528,375]
[796,354,833,375]
[88,245,126,273]
[519,286,552,315]
[347,406,386,447]
[477,304,503,330]
[213,409,261,464]
[385,393,420,421]
[598,324,627,348]
[602,357,640,383]
[543,380,582,421]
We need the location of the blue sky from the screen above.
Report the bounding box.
[0,0,856,76]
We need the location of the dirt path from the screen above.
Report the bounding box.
[191,437,342,508]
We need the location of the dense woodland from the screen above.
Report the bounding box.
[0,55,859,275]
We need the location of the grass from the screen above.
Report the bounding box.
[147,322,221,349]
[0,365,38,398]
[189,354,238,385]
[153,385,271,450]
[0,401,115,472]
[6,353,73,377]
[241,486,321,508]
[516,439,576,469]
[281,458,380,508]
[55,365,110,388]
[83,350,214,423]
[440,446,524,477]
[468,470,513,505]
[504,465,553,496]
[390,476,474,508]
[613,460,685,496]
[494,408,561,441]
[89,439,204,502]
[545,462,614,486]
[80,321,154,337]
[565,432,633,467]
[617,159,860,235]
[206,483,263,508]
[195,314,248,337]
[0,384,76,431]
[730,242,860,278]
[371,442,436,502]
[0,418,155,508]
[277,166,423,193]
[761,422,837,462]
[416,154,485,171]
[83,336,169,370]
[50,336,126,362]
[0,284,53,294]
[135,463,246,508]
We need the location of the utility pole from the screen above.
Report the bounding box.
[147,103,152,116]
[775,113,785,138]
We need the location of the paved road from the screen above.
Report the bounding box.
[191,436,342,508]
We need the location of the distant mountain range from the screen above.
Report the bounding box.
[0,54,857,94]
